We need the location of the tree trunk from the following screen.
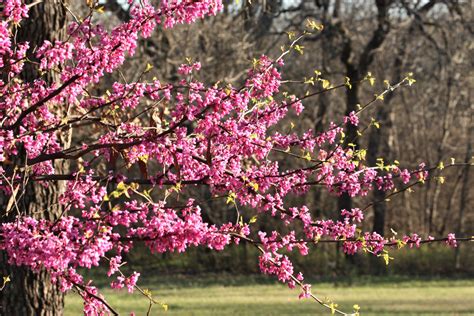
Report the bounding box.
[0,1,70,315]
[455,104,473,270]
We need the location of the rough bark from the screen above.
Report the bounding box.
[337,0,391,216]
[367,40,405,236]
[0,1,70,315]
[454,104,473,270]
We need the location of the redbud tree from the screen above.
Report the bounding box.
[0,1,471,315]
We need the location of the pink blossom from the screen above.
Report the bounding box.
[446,233,457,248]
[400,169,411,184]
[299,284,311,299]
[344,111,359,126]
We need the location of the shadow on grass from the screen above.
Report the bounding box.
[78,268,474,290]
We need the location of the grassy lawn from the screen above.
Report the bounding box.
[65,276,474,315]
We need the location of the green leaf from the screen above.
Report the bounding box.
[320,79,330,89]
[110,181,129,198]
[379,251,394,265]
[173,182,182,193]
[366,72,375,86]
[94,6,105,14]
[116,181,127,191]
[294,44,304,55]
[304,77,315,85]
[145,63,154,73]
[344,77,352,89]
[406,72,416,86]
[355,149,367,161]
[306,19,324,31]
[248,182,259,192]
[286,31,296,40]
[371,118,380,129]
[226,192,237,205]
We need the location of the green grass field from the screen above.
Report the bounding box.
[65,276,474,315]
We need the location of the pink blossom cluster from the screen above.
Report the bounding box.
[156,0,223,29]
[1,0,28,23]
[36,40,74,70]
[344,111,359,126]
[1,216,114,271]
[126,200,236,253]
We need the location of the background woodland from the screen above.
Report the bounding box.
[79,0,474,278]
